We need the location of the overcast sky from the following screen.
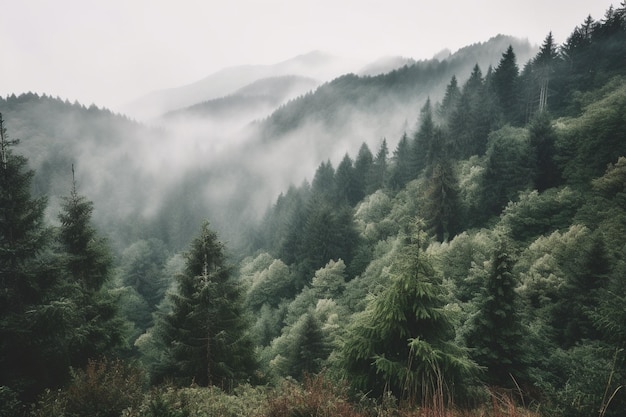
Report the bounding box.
[1,0,615,111]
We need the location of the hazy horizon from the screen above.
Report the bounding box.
[1,0,614,112]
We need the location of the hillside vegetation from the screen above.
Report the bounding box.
[1,5,626,417]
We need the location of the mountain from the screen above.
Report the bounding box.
[122,51,357,121]
[358,56,416,76]
[254,35,536,166]
[162,75,318,129]
[0,35,536,254]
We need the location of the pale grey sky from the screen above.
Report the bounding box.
[1,0,615,111]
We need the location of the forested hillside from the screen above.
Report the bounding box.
[1,4,626,417]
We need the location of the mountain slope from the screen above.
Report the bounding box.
[122,51,356,120]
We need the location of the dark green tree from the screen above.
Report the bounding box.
[57,170,124,366]
[464,238,528,388]
[370,139,389,193]
[152,222,256,386]
[437,76,461,121]
[284,312,330,379]
[119,238,170,310]
[491,45,520,124]
[0,114,64,399]
[528,112,562,191]
[58,169,112,292]
[388,133,413,190]
[528,32,560,116]
[412,98,437,174]
[423,160,460,242]
[481,126,534,217]
[334,154,359,206]
[353,142,374,200]
[449,64,493,157]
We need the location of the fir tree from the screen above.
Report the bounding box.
[152,222,256,386]
[341,220,475,402]
[492,45,520,124]
[464,238,528,388]
[0,113,64,399]
[57,169,124,366]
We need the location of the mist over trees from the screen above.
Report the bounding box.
[2,4,626,416]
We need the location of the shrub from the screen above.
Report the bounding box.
[32,358,145,417]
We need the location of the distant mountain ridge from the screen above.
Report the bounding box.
[122,51,356,120]
[257,35,536,147]
[1,34,537,252]
[163,75,318,124]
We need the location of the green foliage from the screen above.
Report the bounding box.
[481,126,534,217]
[265,374,363,417]
[516,225,608,348]
[57,177,126,367]
[118,239,170,309]
[491,45,521,125]
[150,222,256,387]
[558,77,626,185]
[464,239,528,388]
[499,187,583,242]
[128,384,266,417]
[341,220,475,401]
[32,358,145,417]
[423,160,460,242]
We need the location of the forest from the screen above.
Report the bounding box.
[1,4,626,417]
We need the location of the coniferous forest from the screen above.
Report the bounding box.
[2,5,626,417]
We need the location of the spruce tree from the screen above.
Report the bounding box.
[388,133,413,190]
[153,221,256,386]
[464,238,527,388]
[341,220,475,401]
[57,169,124,366]
[0,113,63,399]
[423,161,460,242]
[492,45,520,125]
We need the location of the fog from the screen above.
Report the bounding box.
[3,36,538,255]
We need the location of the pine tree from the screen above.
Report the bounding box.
[353,142,374,200]
[412,98,436,174]
[341,220,475,401]
[284,312,330,379]
[464,238,527,388]
[370,139,389,193]
[423,160,460,242]
[57,169,124,366]
[492,45,520,124]
[388,133,413,190]
[530,32,560,116]
[334,154,359,206]
[0,113,65,399]
[528,112,562,191]
[152,222,256,386]
[437,76,461,121]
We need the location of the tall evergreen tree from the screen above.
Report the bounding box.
[437,76,462,121]
[341,221,475,401]
[464,238,528,388]
[334,154,359,206]
[528,112,562,191]
[370,139,389,193]
[354,142,374,200]
[423,161,460,242]
[529,32,560,116]
[388,133,413,190]
[284,312,330,379]
[492,45,520,124]
[412,98,436,174]
[57,170,124,366]
[152,222,256,386]
[0,113,63,399]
